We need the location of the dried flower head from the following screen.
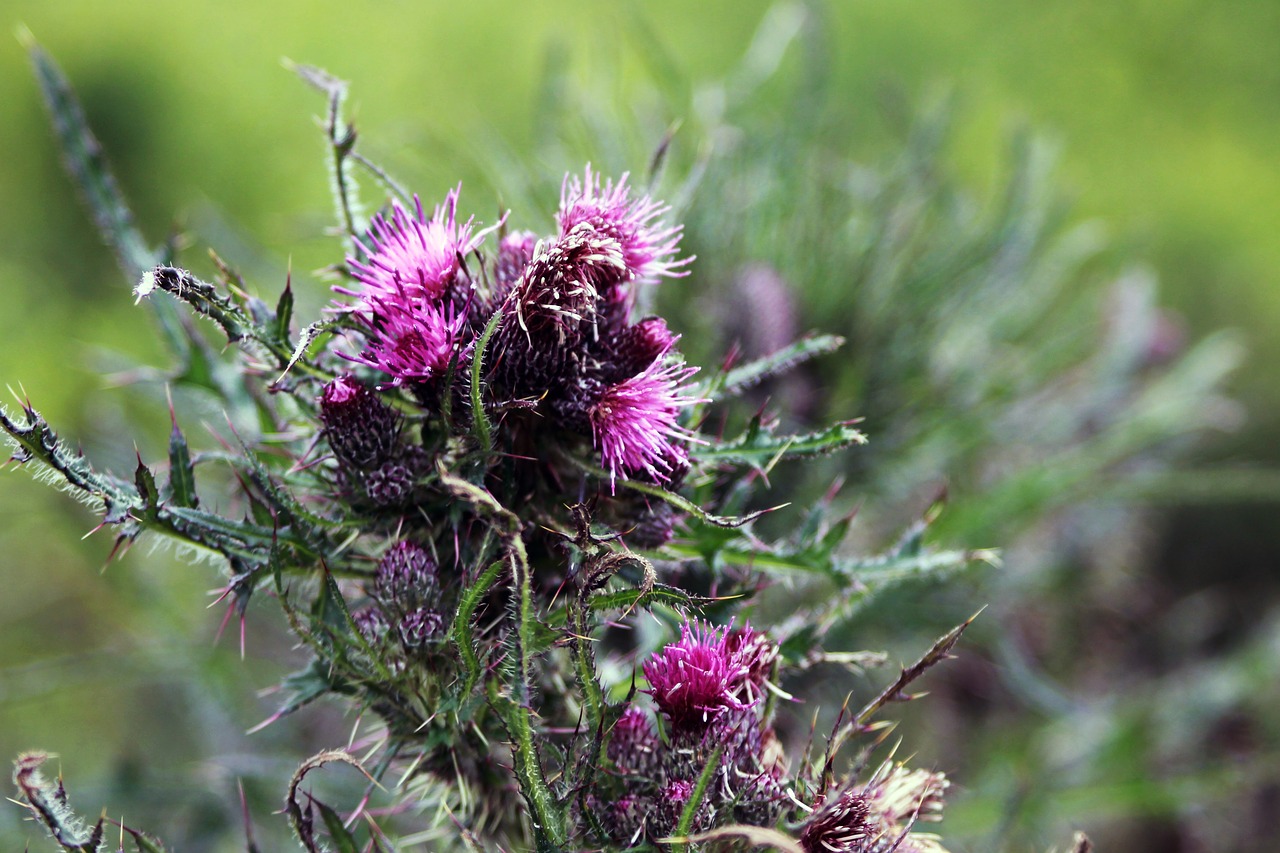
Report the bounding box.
[558,166,690,287]
[643,618,754,735]
[800,789,871,853]
[590,357,701,489]
[509,227,625,347]
[724,624,780,704]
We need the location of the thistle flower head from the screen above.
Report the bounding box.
[590,357,701,489]
[374,540,438,606]
[398,606,446,651]
[318,375,400,469]
[509,228,625,347]
[558,166,689,286]
[642,618,754,735]
[344,293,467,385]
[605,316,679,380]
[342,188,478,304]
[800,789,871,853]
[607,707,660,777]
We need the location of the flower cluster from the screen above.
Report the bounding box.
[333,169,700,506]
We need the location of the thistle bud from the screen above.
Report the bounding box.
[607,707,660,777]
[398,606,447,651]
[374,540,439,607]
[319,375,400,469]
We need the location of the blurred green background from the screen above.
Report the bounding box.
[2,1,1278,851]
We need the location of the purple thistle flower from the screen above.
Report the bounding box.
[606,316,679,380]
[642,618,754,735]
[318,375,400,469]
[398,606,446,651]
[590,357,701,490]
[340,188,481,304]
[343,292,467,385]
[558,166,690,287]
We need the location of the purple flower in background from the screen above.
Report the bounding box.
[642,618,753,735]
[590,357,701,488]
[340,188,480,304]
[558,166,690,287]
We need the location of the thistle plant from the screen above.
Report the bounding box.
[3,42,1083,853]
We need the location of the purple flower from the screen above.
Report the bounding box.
[590,357,701,489]
[606,316,679,380]
[340,188,480,305]
[642,618,754,735]
[343,292,467,385]
[558,166,690,287]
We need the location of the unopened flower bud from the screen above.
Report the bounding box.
[320,376,400,469]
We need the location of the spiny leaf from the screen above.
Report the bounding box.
[705,333,845,401]
[166,416,197,508]
[313,797,361,853]
[25,34,158,282]
[274,273,295,346]
[699,415,868,468]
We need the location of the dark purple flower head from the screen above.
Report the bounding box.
[558,166,690,287]
[590,357,701,490]
[341,188,480,305]
[642,618,754,735]
[606,316,679,380]
[344,293,467,386]
[374,540,438,606]
[800,789,871,853]
[353,606,390,645]
[398,606,446,651]
[319,375,400,469]
[608,707,660,777]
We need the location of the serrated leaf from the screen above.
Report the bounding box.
[698,417,868,468]
[275,277,295,345]
[134,457,158,512]
[588,582,701,614]
[313,798,361,853]
[277,319,340,385]
[704,333,844,401]
[123,826,170,853]
[26,37,158,282]
[166,419,197,508]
